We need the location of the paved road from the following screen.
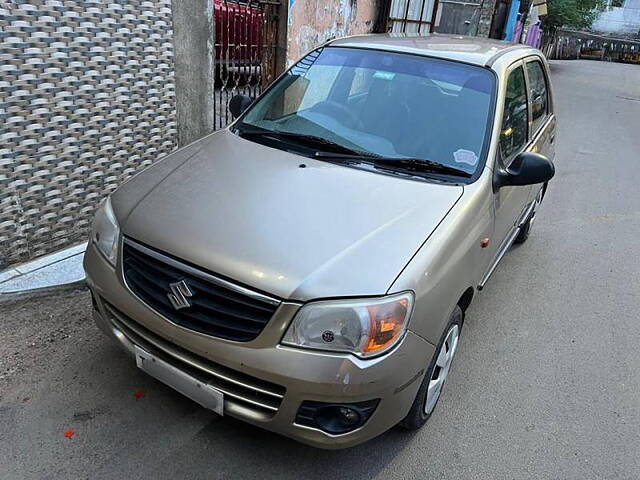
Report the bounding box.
[1,60,639,480]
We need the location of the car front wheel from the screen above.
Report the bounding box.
[399,306,463,430]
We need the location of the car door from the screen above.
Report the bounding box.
[523,55,556,204]
[492,61,532,251]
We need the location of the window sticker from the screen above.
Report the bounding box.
[453,149,478,166]
[373,71,395,81]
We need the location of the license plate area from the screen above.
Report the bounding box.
[135,345,224,415]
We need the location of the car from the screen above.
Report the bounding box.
[84,33,556,449]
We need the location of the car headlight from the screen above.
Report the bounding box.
[281,292,414,358]
[92,197,120,265]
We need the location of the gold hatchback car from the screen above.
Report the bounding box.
[85,34,556,448]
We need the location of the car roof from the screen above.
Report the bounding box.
[328,33,534,67]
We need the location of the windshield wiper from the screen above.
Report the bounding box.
[236,126,365,156]
[372,157,472,178]
[311,151,377,162]
[313,152,472,178]
[237,126,472,178]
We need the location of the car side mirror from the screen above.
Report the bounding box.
[229,94,253,120]
[494,152,555,190]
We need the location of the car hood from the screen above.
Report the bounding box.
[118,130,463,301]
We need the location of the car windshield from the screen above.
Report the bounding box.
[237,47,496,177]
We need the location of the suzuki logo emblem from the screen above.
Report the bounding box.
[167,280,193,310]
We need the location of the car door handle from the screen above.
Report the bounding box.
[549,134,555,144]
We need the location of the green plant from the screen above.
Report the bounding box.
[544,0,608,33]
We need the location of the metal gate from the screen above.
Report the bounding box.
[434,0,482,35]
[213,0,282,129]
[386,0,438,33]
[386,0,484,36]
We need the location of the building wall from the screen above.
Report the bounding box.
[592,0,640,36]
[286,0,380,64]
[0,0,177,269]
[172,0,215,147]
[477,0,498,36]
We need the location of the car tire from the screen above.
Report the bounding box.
[514,184,546,245]
[399,305,463,430]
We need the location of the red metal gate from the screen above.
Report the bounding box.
[213,0,282,129]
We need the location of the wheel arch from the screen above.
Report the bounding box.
[456,287,474,317]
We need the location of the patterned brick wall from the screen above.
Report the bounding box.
[0,0,177,269]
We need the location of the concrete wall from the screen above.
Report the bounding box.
[286,0,381,64]
[592,0,640,36]
[172,0,215,147]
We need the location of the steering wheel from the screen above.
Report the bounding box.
[310,100,365,130]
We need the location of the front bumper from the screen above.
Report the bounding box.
[84,241,434,449]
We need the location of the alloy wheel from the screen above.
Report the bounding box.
[425,324,460,414]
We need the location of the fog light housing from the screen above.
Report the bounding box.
[338,407,360,425]
[296,399,379,434]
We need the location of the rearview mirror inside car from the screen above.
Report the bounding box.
[229,95,253,120]
[494,152,555,190]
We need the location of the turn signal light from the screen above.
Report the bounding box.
[363,298,410,355]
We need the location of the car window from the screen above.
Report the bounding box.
[500,65,528,161]
[525,60,549,134]
[240,47,496,177]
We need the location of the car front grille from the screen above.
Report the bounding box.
[122,237,281,342]
[102,301,286,419]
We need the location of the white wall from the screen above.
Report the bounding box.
[592,0,640,35]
